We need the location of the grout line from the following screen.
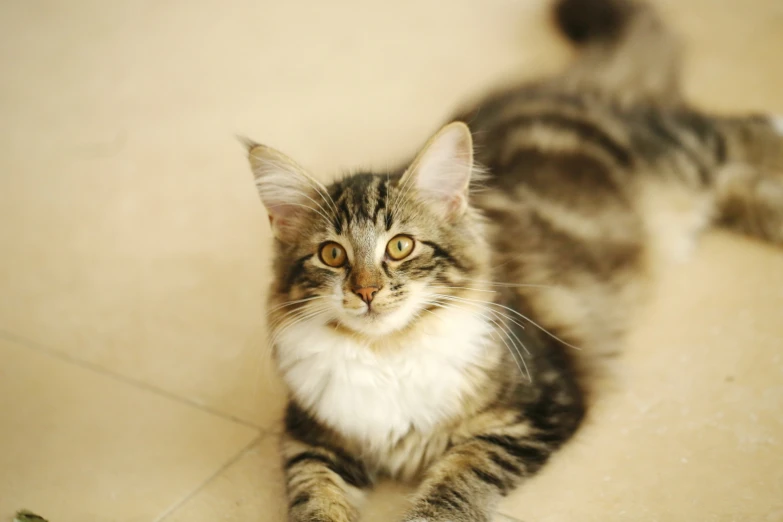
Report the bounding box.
[0,328,263,430]
[154,434,263,522]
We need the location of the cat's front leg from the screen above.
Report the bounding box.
[401,427,553,522]
[281,401,374,522]
[282,434,372,522]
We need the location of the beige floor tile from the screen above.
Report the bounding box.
[658,0,783,113]
[0,337,259,522]
[499,232,783,522]
[0,152,286,427]
[162,435,287,522]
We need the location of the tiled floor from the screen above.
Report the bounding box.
[1,1,782,521]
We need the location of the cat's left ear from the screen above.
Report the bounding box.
[401,121,474,221]
[243,138,326,241]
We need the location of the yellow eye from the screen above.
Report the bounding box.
[386,235,414,261]
[319,242,347,268]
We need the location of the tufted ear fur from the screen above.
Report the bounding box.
[400,122,475,221]
[243,139,328,241]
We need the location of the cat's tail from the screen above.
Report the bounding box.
[553,0,682,105]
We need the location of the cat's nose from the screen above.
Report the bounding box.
[353,286,380,305]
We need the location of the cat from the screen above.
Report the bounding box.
[243,0,783,520]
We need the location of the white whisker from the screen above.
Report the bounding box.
[433,294,528,333]
[270,307,331,348]
[461,277,557,290]
[428,285,497,294]
[489,318,531,382]
[431,293,581,351]
[266,296,326,315]
[425,296,532,382]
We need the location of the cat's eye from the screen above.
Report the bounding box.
[319,242,347,268]
[386,235,415,261]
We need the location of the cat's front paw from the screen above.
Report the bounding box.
[402,513,453,522]
[403,515,478,522]
[402,509,488,522]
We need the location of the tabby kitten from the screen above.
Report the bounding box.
[244,0,783,520]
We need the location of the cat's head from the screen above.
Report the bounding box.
[246,122,490,339]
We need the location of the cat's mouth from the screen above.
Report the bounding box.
[346,306,386,319]
[337,300,419,336]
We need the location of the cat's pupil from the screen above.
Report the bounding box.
[331,247,337,259]
[397,240,402,251]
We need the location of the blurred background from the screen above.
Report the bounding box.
[1,1,782,521]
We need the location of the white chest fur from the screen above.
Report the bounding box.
[275,307,493,446]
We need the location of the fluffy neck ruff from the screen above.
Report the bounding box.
[273,298,499,447]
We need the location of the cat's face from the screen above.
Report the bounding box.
[247,123,489,338]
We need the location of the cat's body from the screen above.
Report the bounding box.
[245,1,783,520]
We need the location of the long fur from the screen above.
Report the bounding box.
[245,1,783,521]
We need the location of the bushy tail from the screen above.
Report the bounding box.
[553,0,682,104]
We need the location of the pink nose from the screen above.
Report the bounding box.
[353,286,379,304]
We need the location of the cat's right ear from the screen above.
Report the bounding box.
[242,138,324,241]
